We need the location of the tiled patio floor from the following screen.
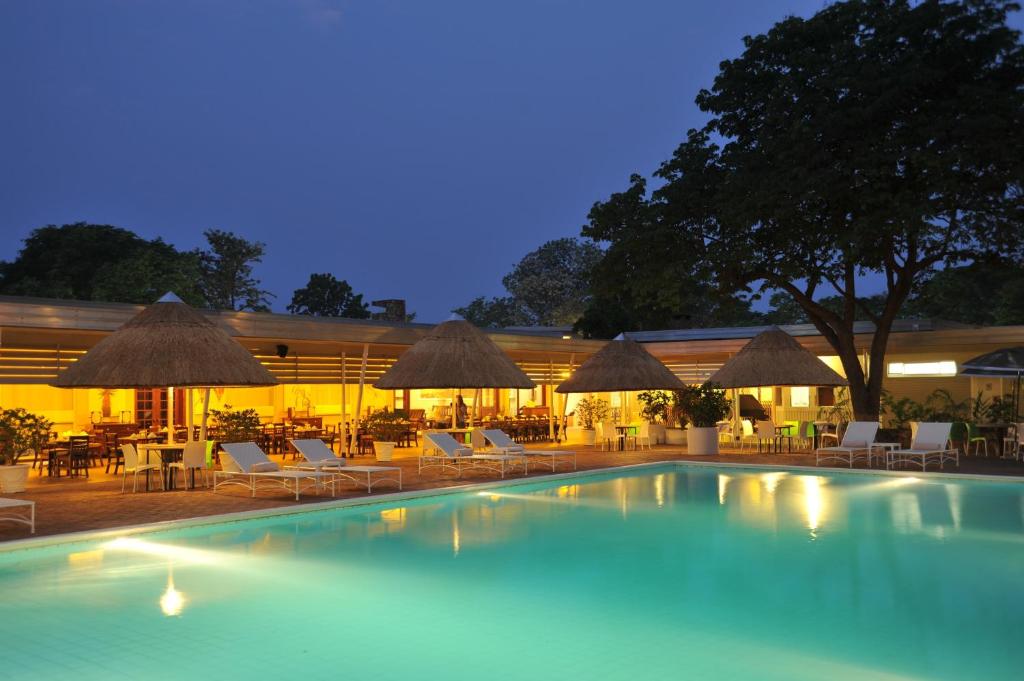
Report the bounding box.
[2,444,1022,541]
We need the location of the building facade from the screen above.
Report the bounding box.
[1,295,1020,431]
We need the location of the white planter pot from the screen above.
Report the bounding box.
[0,464,30,493]
[686,427,719,456]
[664,427,687,446]
[374,441,396,462]
[580,429,597,446]
[648,423,666,445]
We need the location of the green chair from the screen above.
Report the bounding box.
[949,422,968,454]
[967,422,988,456]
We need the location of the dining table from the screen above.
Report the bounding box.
[614,425,637,451]
[137,442,186,490]
[774,424,794,453]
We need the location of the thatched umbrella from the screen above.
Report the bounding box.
[707,327,847,388]
[556,335,683,393]
[374,316,535,428]
[53,292,277,438]
[554,335,682,429]
[708,326,847,440]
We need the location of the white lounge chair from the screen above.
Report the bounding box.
[216,442,334,500]
[422,432,525,478]
[0,498,35,534]
[815,421,880,468]
[288,438,402,492]
[479,429,576,472]
[887,423,958,471]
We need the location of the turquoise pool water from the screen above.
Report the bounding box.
[1,465,1022,680]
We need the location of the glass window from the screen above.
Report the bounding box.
[790,386,810,408]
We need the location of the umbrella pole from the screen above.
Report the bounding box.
[732,390,741,447]
[200,388,210,441]
[167,386,174,437]
[548,360,556,440]
[451,388,458,429]
[187,389,194,440]
[472,388,481,427]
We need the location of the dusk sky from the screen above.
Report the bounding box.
[4,1,1018,321]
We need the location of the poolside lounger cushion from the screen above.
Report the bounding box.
[288,439,402,492]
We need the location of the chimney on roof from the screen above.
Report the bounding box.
[371,299,407,322]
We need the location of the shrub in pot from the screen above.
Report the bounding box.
[674,383,731,455]
[210,406,262,443]
[0,408,53,493]
[365,408,406,461]
[574,397,608,446]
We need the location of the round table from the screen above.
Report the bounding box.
[138,443,186,490]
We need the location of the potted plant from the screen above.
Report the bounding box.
[674,382,731,455]
[365,408,405,461]
[664,393,691,446]
[573,397,608,446]
[209,406,262,443]
[637,390,671,444]
[0,408,53,493]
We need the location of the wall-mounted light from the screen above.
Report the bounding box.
[276,344,289,358]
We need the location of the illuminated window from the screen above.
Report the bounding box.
[887,361,957,378]
[790,386,810,408]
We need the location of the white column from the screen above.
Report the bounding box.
[350,344,369,455]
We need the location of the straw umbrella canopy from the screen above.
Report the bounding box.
[374,316,535,428]
[555,335,684,393]
[708,327,847,388]
[53,292,277,437]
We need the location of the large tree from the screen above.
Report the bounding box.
[197,229,273,311]
[455,237,603,327]
[578,177,763,337]
[287,273,370,318]
[584,0,1024,419]
[0,223,205,305]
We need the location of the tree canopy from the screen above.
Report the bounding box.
[0,223,205,305]
[287,273,370,318]
[197,229,273,312]
[455,237,604,327]
[583,0,1024,418]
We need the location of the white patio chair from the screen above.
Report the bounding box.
[595,422,613,451]
[422,432,525,478]
[887,423,958,471]
[738,419,757,450]
[216,442,334,500]
[755,420,778,453]
[479,429,576,471]
[168,440,209,489]
[120,443,163,493]
[635,422,652,450]
[815,421,880,468]
[289,438,401,492]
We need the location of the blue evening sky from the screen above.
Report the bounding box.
[2,1,1018,321]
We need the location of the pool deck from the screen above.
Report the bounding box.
[2,444,1023,542]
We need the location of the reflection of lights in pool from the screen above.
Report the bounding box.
[103,537,224,565]
[654,474,665,508]
[718,474,731,505]
[760,472,787,494]
[800,476,827,536]
[160,571,186,617]
[452,515,461,556]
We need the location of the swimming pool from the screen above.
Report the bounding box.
[1,464,1022,680]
